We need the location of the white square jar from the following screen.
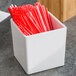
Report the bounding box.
[10,12,67,74]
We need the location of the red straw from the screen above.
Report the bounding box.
[8,2,53,36]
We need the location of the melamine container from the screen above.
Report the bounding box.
[0,11,10,41]
[10,12,67,74]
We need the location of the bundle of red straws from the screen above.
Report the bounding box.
[8,2,53,36]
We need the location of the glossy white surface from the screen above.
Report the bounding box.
[10,12,67,74]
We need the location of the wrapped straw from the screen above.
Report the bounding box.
[8,2,53,36]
